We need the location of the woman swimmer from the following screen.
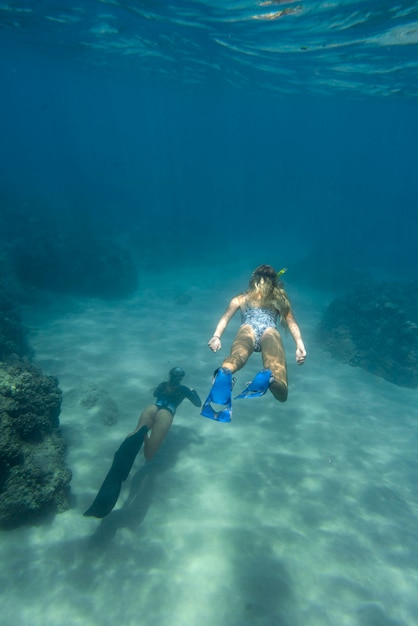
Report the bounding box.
[201,264,306,422]
[129,366,201,460]
[85,367,201,518]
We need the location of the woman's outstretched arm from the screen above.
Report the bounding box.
[208,296,241,352]
[285,310,307,364]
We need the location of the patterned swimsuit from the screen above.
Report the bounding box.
[240,307,278,352]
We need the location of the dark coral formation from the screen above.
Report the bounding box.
[0,282,32,361]
[0,361,71,529]
[11,228,138,299]
[0,286,71,529]
[318,281,418,388]
[67,382,119,426]
[0,206,138,300]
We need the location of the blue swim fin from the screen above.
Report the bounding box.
[84,425,148,518]
[201,367,233,422]
[235,369,273,399]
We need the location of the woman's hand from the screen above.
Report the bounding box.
[208,335,222,352]
[296,343,306,365]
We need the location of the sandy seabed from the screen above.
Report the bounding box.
[1,261,417,626]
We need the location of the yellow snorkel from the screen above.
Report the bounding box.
[277,267,288,279]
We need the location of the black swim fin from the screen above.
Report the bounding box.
[84,426,148,518]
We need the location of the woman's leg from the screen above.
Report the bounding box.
[260,328,288,402]
[127,404,173,460]
[128,404,158,435]
[143,408,173,460]
[84,406,158,519]
[202,327,255,421]
[222,325,255,373]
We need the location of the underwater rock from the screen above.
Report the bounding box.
[317,281,418,388]
[66,382,119,426]
[10,226,138,299]
[0,282,32,361]
[0,361,71,529]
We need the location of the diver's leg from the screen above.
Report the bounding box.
[143,408,173,460]
[83,406,158,518]
[222,325,255,373]
[128,405,158,436]
[260,328,288,402]
[202,328,255,422]
[84,423,150,519]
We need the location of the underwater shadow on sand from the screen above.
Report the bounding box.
[86,425,206,548]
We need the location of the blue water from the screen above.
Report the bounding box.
[1,0,418,276]
[1,3,418,625]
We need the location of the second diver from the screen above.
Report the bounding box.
[84,367,201,518]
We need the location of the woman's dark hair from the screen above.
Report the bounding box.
[169,367,185,381]
[250,264,278,288]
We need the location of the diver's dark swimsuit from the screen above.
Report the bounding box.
[154,382,201,417]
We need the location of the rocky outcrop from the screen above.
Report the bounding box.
[65,382,119,427]
[0,284,71,529]
[318,281,418,388]
[1,204,139,300]
[10,228,138,299]
[0,283,31,361]
[0,360,71,528]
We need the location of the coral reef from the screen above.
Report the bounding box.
[0,286,71,529]
[65,382,119,426]
[10,227,138,299]
[318,281,418,388]
[0,281,32,361]
[0,361,71,529]
[0,207,138,300]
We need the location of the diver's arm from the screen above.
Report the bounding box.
[285,311,307,365]
[208,296,241,352]
[185,387,202,407]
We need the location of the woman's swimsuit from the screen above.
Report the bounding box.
[154,382,201,417]
[241,307,278,352]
